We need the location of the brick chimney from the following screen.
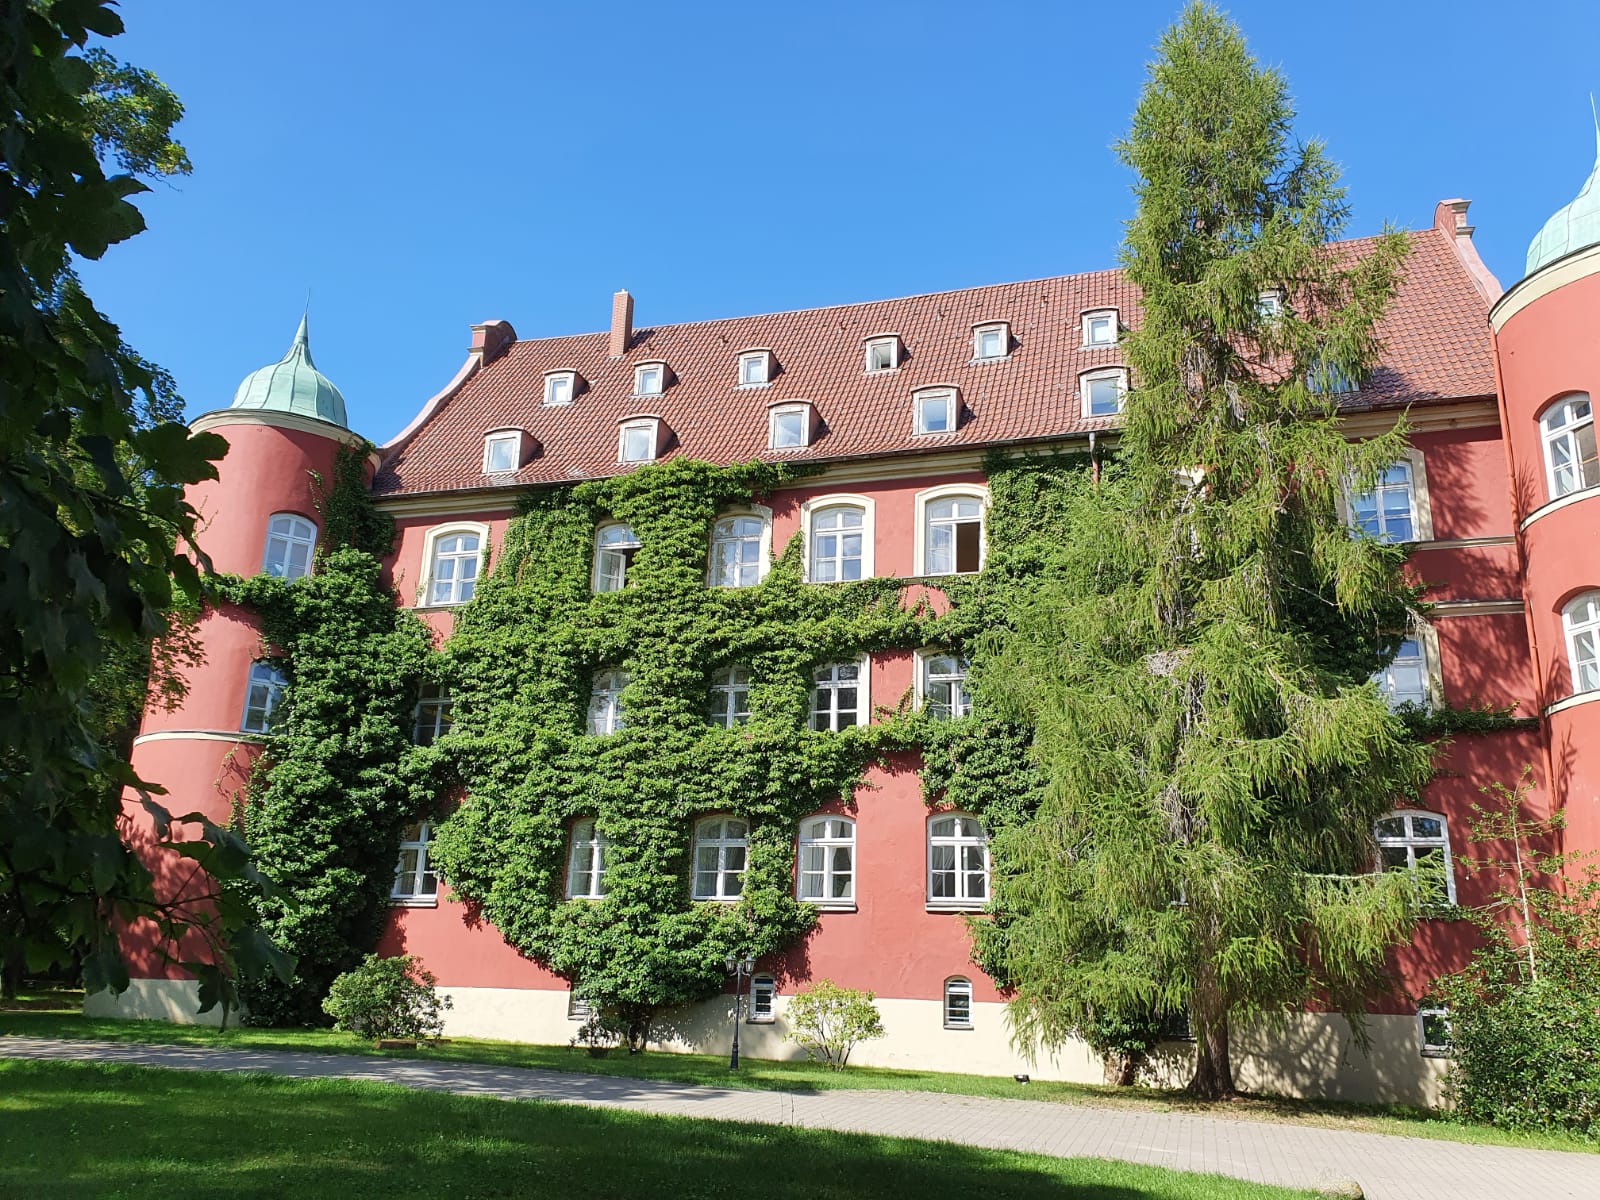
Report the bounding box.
[609,289,633,357]
[469,319,516,364]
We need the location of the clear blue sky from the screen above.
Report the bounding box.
[80,1,1600,443]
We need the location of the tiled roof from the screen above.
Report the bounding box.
[373,227,1496,498]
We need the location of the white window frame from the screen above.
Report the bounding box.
[767,403,811,449]
[1418,1006,1452,1057]
[1080,367,1128,418]
[618,417,660,464]
[914,483,988,577]
[972,322,1009,361]
[737,349,772,387]
[691,816,749,901]
[418,522,489,608]
[1375,810,1456,905]
[918,650,972,720]
[1540,393,1599,501]
[482,430,522,474]
[796,815,855,908]
[708,508,771,588]
[587,669,629,735]
[592,522,641,593]
[1563,590,1600,695]
[1308,358,1358,395]
[802,494,875,583]
[1256,290,1285,321]
[544,370,577,406]
[913,387,958,436]
[260,512,317,580]
[864,335,901,373]
[1347,460,1421,544]
[927,813,990,910]
[943,977,974,1029]
[748,974,776,1023]
[634,362,667,397]
[391,820,438,905]
[709,666,752,728]
[240,660,287,734]
[1371,633,1434,712]
[810,659,869,731]
[413,683,453,745]
[565,817,609,899]
[567,989,593,1021]
[1081,308,1119,347]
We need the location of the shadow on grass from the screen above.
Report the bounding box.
[0,1060,1311,1200]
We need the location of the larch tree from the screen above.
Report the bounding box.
[981,2,1434,1099]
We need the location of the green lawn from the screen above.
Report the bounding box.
[0,1058,1318,1200]
[3,1000,1593,1157]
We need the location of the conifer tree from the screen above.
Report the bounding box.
[982,3,1433,1098]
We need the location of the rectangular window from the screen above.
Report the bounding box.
[635,365,664,396]
[797,816,855,903]
[749,975,776,1023]
[413,684,453,745]
[545,375,573,406]
[925,495,983,575]
[921,654,971,719]
[709,667,752,727]
[391,822,438,901]
[1372,637,1428,710]
[1256,290,1283,320]
[1308,359,1357,394]
[241,662,287,734]
[811,662,863,731]
[739,353,769,386]
[1082,310,1117,346]
[769,407,807,449]
[973,324,1007,360]
[1349,462,1416,543]
[865,338,897,372]
[483,434,519,473]
[915,390,953,435]
[1419,1007,1452,1057]
[568,990,593,1021]
[1083,371,1125,417]
[944,978,973,1029]
[620,422,655,463]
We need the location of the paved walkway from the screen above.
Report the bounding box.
[3,1037,1596,1200]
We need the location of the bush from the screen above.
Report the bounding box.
[321,954,451,1041]
[784,979,885,1070]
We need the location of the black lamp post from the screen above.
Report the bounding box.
[725,953,756,1069]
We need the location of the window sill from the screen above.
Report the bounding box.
[968,357,1011,366]
[412,601,469,612]
[390,896,438,908]
[1420,1047,1453,1059]
[745,1017,776,1025]
[692,897,741,904]
[806,903,857,913]
[944,1022,974,1031]
[735,382,772,391]
[926,902,984,914]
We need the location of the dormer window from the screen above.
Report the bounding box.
[1308,358,1357,395]
[738,350,772,387]
[1256,290,1284,321]
[1080,368,1127,418]
[914,387,957,436]
[618,417,661,463]
[1082,309,1119,347]
[544,370,578,406]
[482,429,523,473]
[768,402,812,449]
[864,335,901,373]
[634,362,667,397]
[972,322,1009,361]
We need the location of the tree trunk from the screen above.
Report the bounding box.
[1187,983,1236,1100]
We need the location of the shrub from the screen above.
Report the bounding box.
[321,953,451,1041]
[784,979,885,1070]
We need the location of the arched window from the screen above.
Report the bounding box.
[692,817,749,900]
[749,974,776,1023]
[710,514,766,587]
[566,818,608,899]
[593,523,640,592]
[427,530,482,605]
[797,816,855,904]
[587,670,629,735]
[241,661,287,733]
[1376,811,1454,905]
[1349,461,1417,543]
[709,666,752,727]
[810,661,866,730]
[943,977,973,1029]
[1371,636,1429,710]
[1564,591,1600,694]
[919,652,971,719]
[413,684,453,744]
[391,821,437,902]
[261,513,316,580]
[1540,394,1598,500]
[917,488,985,576]
[927,814,989,908]
[810,505,866,582]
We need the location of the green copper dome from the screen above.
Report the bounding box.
[1526,131,1600,278]
[229,314,348,428]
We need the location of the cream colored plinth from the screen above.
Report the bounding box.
[83,979,232,1027]
[438,988,1441,1104]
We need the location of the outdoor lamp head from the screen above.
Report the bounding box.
[725,954,738,973]
[741,955,756,972]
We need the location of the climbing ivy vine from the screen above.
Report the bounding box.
[219,444,432,1026]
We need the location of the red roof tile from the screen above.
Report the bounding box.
[373,227,1495,498]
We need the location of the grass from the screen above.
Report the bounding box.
[0,1057,1321,1199]
[3,996,1595,1157]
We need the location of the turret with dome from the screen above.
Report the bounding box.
[1524,129,1600,278]
[226,314,349,428]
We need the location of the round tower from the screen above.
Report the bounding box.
[1491,134,1600,856]
[93,317,366,1022]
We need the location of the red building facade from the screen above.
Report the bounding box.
[93,188,1600,1105]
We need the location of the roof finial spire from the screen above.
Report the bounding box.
[1590,92,1598,156]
